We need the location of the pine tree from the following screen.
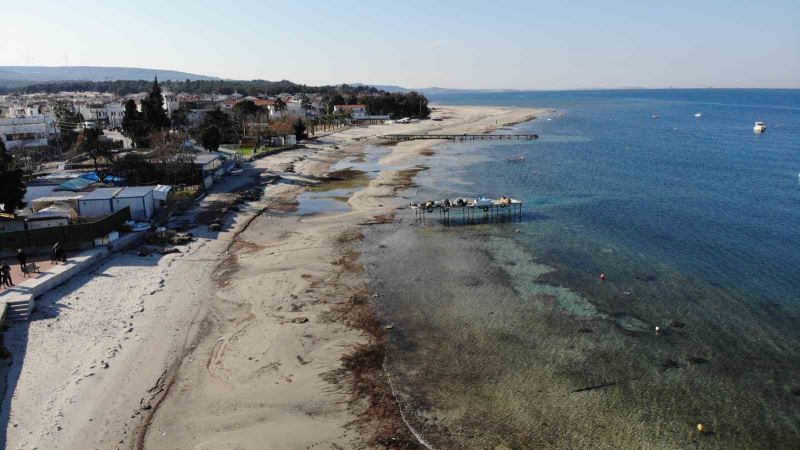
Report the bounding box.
[141,76,171,131]
[122,99,150,147]
[0,140,27,213]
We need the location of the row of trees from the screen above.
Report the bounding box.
[2,79,384,97]
[121,77,171,147]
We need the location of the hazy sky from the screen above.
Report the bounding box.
[3,0,799,89]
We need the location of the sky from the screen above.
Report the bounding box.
[2,0,799,89]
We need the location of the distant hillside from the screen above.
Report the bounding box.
[0,66,218,88]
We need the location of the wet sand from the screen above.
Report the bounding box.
[140,105,545,449]
[0,105,545,449]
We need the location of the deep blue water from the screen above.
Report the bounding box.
[425,89,800,306]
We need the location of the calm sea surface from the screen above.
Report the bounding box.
[425,89,800,304]
[359,89,800,448]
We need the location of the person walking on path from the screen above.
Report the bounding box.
[1,261,13,287]
[17,249,27,272]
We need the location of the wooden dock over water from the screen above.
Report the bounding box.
[382,134,538,142]
[410,199,523,225]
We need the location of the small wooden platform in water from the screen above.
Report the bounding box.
[381,134,538,142]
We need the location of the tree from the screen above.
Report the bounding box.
[140,76,171,131]
[171,105,190,130]
[292,118,307,141]
[75,128,114,181]
[273,98,287,116]
[200,126,222,151]
[151,131,193,184]
[232,100,259,118]
[300,95,315,116]
[53,100,81,151]
[194,108,237,149]
[0,140,26,213]
[113,153,156,185]
[322,93,344,114]
[122,99,150,147]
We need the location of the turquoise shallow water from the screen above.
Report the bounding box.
[361,89,800,448]
[424,89,800,306]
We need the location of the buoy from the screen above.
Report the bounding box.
[655,326,661,336]
[599,273,606,282]
[697,423,705,433]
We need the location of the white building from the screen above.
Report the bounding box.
[268,101,304,119]
[0,116,58,149]
[78,102,125,129]
[78,186,156,221]
[333,104,368,119]
[162,91,179,117]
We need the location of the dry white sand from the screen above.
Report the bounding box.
[0,105,546,449]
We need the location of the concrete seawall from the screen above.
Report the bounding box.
[0,232,144,324]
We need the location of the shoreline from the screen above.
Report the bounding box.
[0,105,543,449]
[139,105,544,448]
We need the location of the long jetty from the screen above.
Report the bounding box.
[381,133,538,142]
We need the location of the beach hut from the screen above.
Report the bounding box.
[78,188,122,218]
[112,187,155,221]
[152,185,172,207]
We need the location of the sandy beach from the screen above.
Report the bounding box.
[1,105,546,449]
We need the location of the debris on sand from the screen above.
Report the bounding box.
[147,229,193,246]
[687,356,709,364]
[291,317,309,324]
[660,358,680,370]
[238,189,263,202]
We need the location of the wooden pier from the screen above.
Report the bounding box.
[410,199,523,225]
[381,134,538,142]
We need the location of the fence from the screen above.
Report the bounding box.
[0,207,131,251]
[168,184,205,212]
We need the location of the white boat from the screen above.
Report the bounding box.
[753,121,766,133]
[694,113,702,117]
[228,168,244,175]
[474,197,493,208]
[651,113,660,119]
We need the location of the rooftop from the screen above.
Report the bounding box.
[114,186,155,198]
[79,188,123,201]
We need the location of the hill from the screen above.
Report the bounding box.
[0,66,217,88]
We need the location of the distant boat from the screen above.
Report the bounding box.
[651,113,660,119]
[694,113,702,117]
[753,121,766,133]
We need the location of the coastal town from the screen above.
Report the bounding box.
[0,79,420,259]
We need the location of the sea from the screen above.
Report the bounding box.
[354,89,800,449]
